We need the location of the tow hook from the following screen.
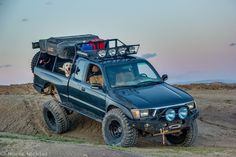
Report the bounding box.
[153,128,182,145]
[160,128,168,145]
[169,124,181,130]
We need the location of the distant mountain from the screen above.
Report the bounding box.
[168,79,236,85]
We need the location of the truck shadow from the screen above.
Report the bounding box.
[67,113,167,147]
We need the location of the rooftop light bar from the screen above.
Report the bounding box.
[76,39,140,59]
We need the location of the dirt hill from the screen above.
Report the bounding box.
[0,83,236,148]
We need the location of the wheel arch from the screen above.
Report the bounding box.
[106,103,133,120]
[44,82,54,89]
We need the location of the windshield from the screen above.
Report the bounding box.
[106,61,162,88]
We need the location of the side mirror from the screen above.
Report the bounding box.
[91,83,103,90]
[75,67,80,75]
[162,74,168,81]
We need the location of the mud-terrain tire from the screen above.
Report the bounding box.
[43,100,69,134]
[102,108,138,147]
[31,51,40,73]
[165,120,198,146]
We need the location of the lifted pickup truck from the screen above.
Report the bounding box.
[31,34,199,147]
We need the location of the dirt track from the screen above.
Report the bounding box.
[0,83,236,149]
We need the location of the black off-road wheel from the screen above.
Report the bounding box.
[165,120,198,146]
[43,100,69,134]
[31,51,40,73]
[102,108,138,147]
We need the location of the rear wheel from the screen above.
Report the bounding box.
[31,51,40,73]
[102,108,138,147]
[43,100,69,134]
[165,120,198,146]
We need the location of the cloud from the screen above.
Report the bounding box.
[21,18,28,22]
[45,1,53,5]
[229,43,236,47]
[141,53,157,59]
[0,64,12,69]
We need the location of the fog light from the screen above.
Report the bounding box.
[178,107,188,119]
[165,109,176,121]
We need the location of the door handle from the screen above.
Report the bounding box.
[80,87,85,92]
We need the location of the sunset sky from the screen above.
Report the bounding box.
[0,0,236,85]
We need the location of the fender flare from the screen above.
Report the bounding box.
[106,99,134,119]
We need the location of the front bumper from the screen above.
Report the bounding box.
[129,110,199,134]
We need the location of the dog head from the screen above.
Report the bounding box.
[59,62,72,77]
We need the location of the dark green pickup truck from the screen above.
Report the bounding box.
[31,34,199,147]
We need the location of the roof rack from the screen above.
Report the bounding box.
[76,39,140,59]
[32,36,140,61]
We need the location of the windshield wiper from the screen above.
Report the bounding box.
[113,85,138,88]
[136,80,162,86]
[113,81,162,88]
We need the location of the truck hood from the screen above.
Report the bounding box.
[113,83,193,109]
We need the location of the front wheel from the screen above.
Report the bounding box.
[102,108,138,147]
[165,120,198,146]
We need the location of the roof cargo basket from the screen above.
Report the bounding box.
[76,39,140,59]
[32,35,139,60]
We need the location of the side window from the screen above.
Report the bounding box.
[54,57,73,77]
[37,53,55,71]
[86,64,103,85]
[74,60,86,81]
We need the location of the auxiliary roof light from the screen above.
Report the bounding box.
[76,39,140,59]
[128,46,136,54]
[108,49,116,56]
[98,50,106,57]
[118,47,127,55]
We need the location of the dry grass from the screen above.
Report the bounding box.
[176,83,236,90]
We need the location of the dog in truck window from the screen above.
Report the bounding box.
[59,62,72,77]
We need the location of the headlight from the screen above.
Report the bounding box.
[140,110,149,117]
[187,102,195,110]
[118,47,127,55]
[98,50,106,57]
[178,107,188,119]
[131,109,149,119]
[108,49,116,56]
[165,109,176,121]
